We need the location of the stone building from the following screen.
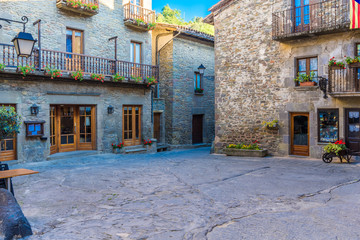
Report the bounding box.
[206,0,360,158]
[152,23,215,148]
[0,0,158,162]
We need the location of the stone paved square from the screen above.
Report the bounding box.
[11,148,360,239]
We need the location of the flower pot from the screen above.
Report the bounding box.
[299,81,316,87]
[349,62,360,68]
[266,123,279,130]
[329,65,344,70]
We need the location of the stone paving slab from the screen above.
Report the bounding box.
[7,148,360,240]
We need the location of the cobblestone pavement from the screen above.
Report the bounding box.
[10,148,360,240]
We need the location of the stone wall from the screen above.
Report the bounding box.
[212,0,360,158]
[154,29,215,147]
[0,0,153,65]
[0,75,152,162]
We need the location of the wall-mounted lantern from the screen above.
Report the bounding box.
[198,64,206,75]
[30,104,39,115]
[108,105,114,114]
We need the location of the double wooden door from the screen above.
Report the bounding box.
[123,106,142,146]
[290,113,310,156]
[50,105,96,155]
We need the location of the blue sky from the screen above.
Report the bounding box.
[153,0,220,22]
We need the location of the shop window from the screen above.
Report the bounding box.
[318,109,339,142]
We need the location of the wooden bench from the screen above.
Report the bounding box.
[0,169,39,191]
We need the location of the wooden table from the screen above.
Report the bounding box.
[0,169,39,191]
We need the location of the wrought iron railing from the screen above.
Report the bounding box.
[123,3,155,24]
[328,66,359,93]
[272,0,350,40]
[0,43,159,81]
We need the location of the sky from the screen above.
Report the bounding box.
[153,0,220,22]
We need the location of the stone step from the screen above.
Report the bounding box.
[47,151,99,161]
[124,147,147,154]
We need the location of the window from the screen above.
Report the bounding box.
[130,41,141,64]
[194,72,201,91]
[356,43,360,80]
[318,109,339,143]
[294,0,310,28]
[66,28,83,54]
[296,57,318,83]
[131,0,142,6]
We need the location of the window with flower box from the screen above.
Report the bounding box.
[318,109,339,143]
[296,57,318,85]
[194,72,203,94]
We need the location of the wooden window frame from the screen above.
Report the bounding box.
[66,28,84,54]
[24,121,45,137]
[130,41,142,64]
[317,109,339,143]
[131,0,143,6]
[0,104,17,161]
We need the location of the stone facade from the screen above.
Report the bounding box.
[153,26,215,148]
[0,0,156,162]
[208,0,360,158]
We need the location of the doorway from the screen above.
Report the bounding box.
[153,112,161,143]
[345,109,360,154]
[123,106,142,146]
[290,112,309,156]
[50,105,96,154]
[0,104,17,161]
[192,115,204,144]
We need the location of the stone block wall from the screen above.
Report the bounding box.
[0,75,152,162]
[0,0,153,65]
[213,0,360,158]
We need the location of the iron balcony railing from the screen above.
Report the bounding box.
[328,66,360,94]
[123,2,156,24]
[0,43,159,81]
[272,0,350,40]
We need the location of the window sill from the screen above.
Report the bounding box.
[294,86,319,91]
[195,93,204,96]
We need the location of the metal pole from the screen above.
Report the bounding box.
[109,36,118,74]
[33,19,41,71]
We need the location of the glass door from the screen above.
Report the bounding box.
[123,106,142,146]
[0,104,17,161]
[345,109,360,154]
[294,0,310,32]
[60,106,76,152]
[291,113,309,156]
[78,106,95,151]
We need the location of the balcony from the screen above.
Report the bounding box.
[56,0,99,16]
[328,65,360,97]
[272,0,350,41]
[123,3,156,31]
[0,43,159,85]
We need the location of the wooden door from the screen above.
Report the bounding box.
[50,106,58,155]
[0,104,17,161]
[59,106,77,152]
[345,109,360,154]
[291,113,310,156]
[192,115,203,144]
[78,106,96,151]
[123,106,142,146]
[66,28,84,72]
[153,113,161,143]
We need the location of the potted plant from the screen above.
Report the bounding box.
[44,65,62,79]
[294,71,316,86]
[345,56,360,68]
[224,141,268,157]
[324,140,347,156]
[131,75,142,83]
[72,70,84,81]
[0,63,5,72]
[0,106,21,142]
[112,73,125,82]
[147,23,157,30]
[91,73,105,83]
[328,57,346,70]
[262,119,279,130]
[146,76,158,87]
[112,142,124,154]
[195,88,204,94]
[18,65,35,77]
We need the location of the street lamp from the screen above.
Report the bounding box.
[12,32,37,57]
[108,105,114,114]
[198,64,206,75]
[30,104,39,115]
[0,16,37,58]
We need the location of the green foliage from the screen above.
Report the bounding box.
[0,106,21,141]
[131,75,142,83]
[112,73,125,82]
[324,140,346,156]
[44,65,62,79]
[294,71,315,83]
[156,5,214,36]
[227,141,261,150]
[262,119,278,128]
[19,65,35,76]
[0,64,5,72]
[72,70,84,81]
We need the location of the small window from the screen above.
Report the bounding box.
[296,57,318,84]
[66,28,83,54]
[318,109,339,143]
[194,72,203,93]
